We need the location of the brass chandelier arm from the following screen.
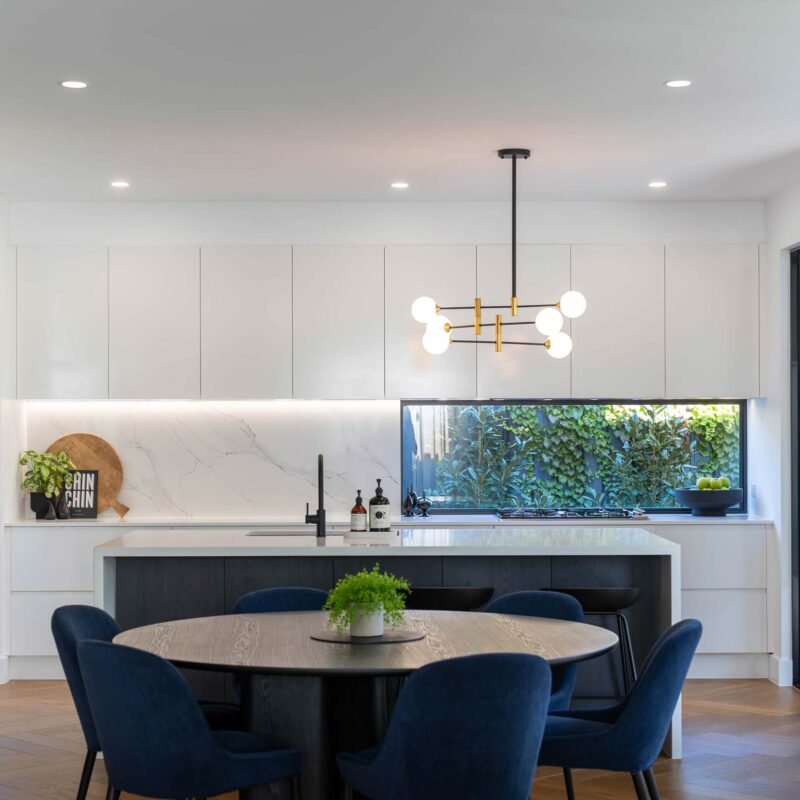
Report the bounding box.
[438,302,558,311]
[450,339,547,347]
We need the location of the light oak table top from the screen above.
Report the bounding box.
[114,610,619,676]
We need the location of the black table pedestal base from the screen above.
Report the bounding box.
[241,673,392,800]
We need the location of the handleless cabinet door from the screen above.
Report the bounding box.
[201,246,292,399]
[109,246,200,399]
[571,245,665,398]
[292,246,384,399]
[665,244,759,398]
[18,246,109,398]
[385,245,476,399]
[477,245,571,398]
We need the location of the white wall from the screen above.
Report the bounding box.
[750,183,800,685]
[11,200,764,246]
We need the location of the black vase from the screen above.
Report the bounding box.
[55,493,70,520]
[30,492,54,520]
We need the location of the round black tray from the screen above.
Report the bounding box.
[310,629,425,645]
[674,487,744,517]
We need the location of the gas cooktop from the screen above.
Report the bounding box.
[496,507,648,520]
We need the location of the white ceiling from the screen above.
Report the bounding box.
[2,0,800,201]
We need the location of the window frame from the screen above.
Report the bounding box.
[400,398,748,515]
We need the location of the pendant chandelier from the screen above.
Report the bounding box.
[411,148,586,357]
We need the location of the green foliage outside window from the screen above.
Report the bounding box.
[405,403,741,510]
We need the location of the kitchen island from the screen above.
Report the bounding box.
[95,526,682,754]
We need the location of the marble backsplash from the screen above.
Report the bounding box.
[25,400,401,520]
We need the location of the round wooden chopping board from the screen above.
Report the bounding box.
[47,433,130,518]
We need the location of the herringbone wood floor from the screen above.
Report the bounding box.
[0,680,799,799]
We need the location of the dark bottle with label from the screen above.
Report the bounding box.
[350,490,367,532]
[369,478,392,532]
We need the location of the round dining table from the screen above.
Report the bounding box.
[116,610,618,800]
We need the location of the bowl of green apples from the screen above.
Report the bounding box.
[675,477,743,517]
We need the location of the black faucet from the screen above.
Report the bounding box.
[305,453,326,538]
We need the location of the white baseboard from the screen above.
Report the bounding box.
[688,653,769,679]
[9,655,64,680]
[0,655,8,684]
[768,655,794,686]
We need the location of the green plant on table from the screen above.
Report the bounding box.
[19,450,76,498]
[324,564,409,633]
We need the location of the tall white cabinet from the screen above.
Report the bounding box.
[385,245,477,398]
[109,246,200,399]
[292,246,384,399]
[665,244,759,397]
[571,245,665,398]
[17,246,109,398]
[201,246,292,399]
[476,245,571,398]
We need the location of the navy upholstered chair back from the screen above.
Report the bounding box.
[611,618,702,769]
[78,640,235,798]
[51,605,121,752]
[339,653,551,800]
[485,590,584,711]
[233,586,328,614]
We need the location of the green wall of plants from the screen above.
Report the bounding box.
[411,403,741,509]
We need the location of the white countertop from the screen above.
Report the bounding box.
[13,512,769,528]
[96,526,680,558]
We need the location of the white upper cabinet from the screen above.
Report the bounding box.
[292,246,384,399]
[18,246,109,398]
[385,246,477,399]
[476,245,571,398]
[571,245,665,398]
[109,246,200,399]
[665,244,759,398]
[201,246,292,399]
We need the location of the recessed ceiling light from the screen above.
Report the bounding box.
[648,181,667,188]
[391,182,409,189]
[110,180,130,188]
[61,80,88,89]
[664,79,692,88]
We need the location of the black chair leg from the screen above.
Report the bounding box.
[105,788,120,800]
[76,749,97,800]
[631,772,649,800]
[291,774,302,800]
[343,782,354,800]
[615,614,631,695]
[618,611,638,682]
[644,768,660,800]
[563,767,576,800]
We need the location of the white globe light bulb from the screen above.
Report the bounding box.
[422,329,450,355]
[559,290,587,319]
[545,331,573,359]
[411,296,437,324]
[426,314,451,335]
[535,307,564,336]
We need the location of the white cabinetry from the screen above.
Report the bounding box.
[109,246,200,399]
[201,246,292,399]
[665,245,759,397]
[571,245,665,398]
[476,246,571,398]
[292,246,384,399]
[385,246,476,399]
[18,246,109,398]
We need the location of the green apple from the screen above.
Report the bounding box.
[720,476,731,489]
[696,476,711,490]
[709,478,722,490]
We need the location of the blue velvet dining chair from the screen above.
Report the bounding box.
[78,639,302,800]
[51,605,241,800]
[337,652,552,800]
[233,586,329,614]
[538,618,702,800]
[485,590,585,711]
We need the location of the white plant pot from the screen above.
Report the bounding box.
[350,608,384,637]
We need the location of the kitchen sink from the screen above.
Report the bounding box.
[245,529,318,537]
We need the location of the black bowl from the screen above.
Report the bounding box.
[674,488,744,517]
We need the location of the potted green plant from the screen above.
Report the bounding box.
[324,564,409,637]
[19,450,76,520]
